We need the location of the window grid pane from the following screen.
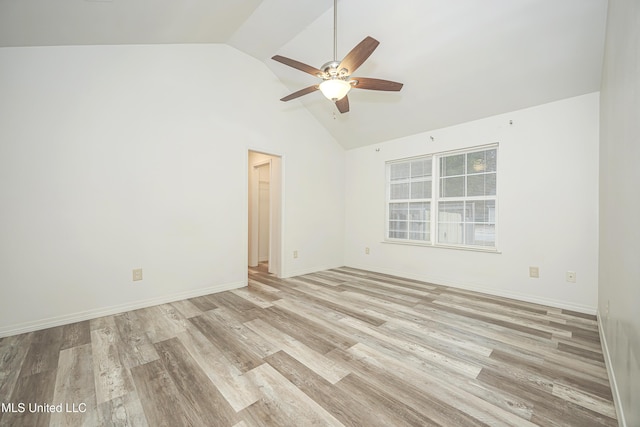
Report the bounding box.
[440,154,465,177]
[410,179,431,199]
[390,162,410,181]
[390,182,410,200]
[440,176,465,198]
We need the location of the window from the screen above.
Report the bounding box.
[385,145,497,250]
[387,158,432,241]
[438,148,497,247]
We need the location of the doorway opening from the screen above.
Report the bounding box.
[248,150,282,278]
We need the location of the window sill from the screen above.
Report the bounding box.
[382,240,502,254]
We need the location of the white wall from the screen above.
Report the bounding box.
[345,93,600,313]
[0,44,345,336]
[599,0,640,425]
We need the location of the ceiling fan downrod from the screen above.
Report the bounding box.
[319,0,342,77]
[333,0,338,62]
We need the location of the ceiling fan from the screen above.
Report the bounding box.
[271,0,403,114]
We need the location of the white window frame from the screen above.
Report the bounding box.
[385,143,498,252]
[385,156,434,244]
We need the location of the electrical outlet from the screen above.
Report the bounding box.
[365,247,370,255]
[132,268,143,281]
[293,250,298,259]
[529,266,539,278]
[566,271,576,283]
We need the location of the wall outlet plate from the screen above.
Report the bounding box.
[529,266,539,278]
[133,268,143,281]
[566,271,576,283]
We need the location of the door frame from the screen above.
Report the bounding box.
[248,150,283,277]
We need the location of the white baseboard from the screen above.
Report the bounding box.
[597,312,627,427]
[345,263,597,315]
[0,280,245,338]
[281,264,343,279]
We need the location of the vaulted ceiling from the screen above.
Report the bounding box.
[0,0,608,149]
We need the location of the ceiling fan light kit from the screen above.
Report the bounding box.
[272,0,403,113]
[319,79,351,101]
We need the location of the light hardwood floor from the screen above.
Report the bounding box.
[0,267,617,426]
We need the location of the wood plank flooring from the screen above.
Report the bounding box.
[0,267,617,426]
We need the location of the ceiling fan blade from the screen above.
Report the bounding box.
[272,55,324,77]
[335,96,349,113]
[338,36,380,75]
[350,77,403,91]
[280,85,319,102]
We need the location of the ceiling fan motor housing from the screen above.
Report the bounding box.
[320,61,348,79]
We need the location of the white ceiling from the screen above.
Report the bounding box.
[0,0,608,149]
